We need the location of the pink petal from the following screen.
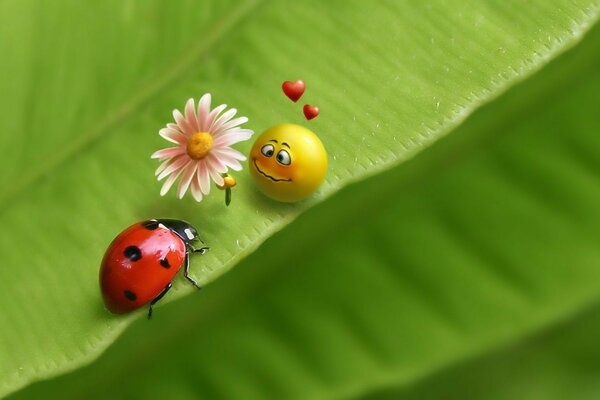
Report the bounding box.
[167,123,182,133]
[159,128,187,145]
[207,162,224,187]
[206,153,228,174]
[210,108,237,132]
[190,177,203,202]
[173,109,194,135]
[155,157,174,176]
[184,98,200,133]
[213,117,248,136]
[213,129,253,147]
[158,156,189,181]
[155,155,185,176]
[177,161,198,199]
[217,152,243,171]
[213,147,246,161]
[160,163,187,196]
[205,104,227,132]
[197,93,212,131]
[197,162,211,195]
[151,146,186,160]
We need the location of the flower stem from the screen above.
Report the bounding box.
[225,187,232,206]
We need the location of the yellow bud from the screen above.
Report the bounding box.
[223,176,236,188]
[217,175,237,190]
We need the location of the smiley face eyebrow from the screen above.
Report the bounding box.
[282,142,290,148]
[269,139,278,143]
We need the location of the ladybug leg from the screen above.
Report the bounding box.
[183,252,202,290]
[147,282,172,320]
[189,245,210,254]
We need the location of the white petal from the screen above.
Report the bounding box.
[226,160,243,171]
[158,156,189,181]
[197,93,212,131]
[213,147,246,161]
[205,104,227,132]
[173,109,194,135]
[213,130,254,147]
[177,161,197,199]
[210,108,237,132]
[206,153,228,174]
[213,117,248,136]
[190,177,203,202]
[184,98,199,133]
[197,162,211,195]
[160,164,186,196]
[159,128,187,145]
[151,146,185,160]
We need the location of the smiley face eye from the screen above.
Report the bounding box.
[276,149,291,165]
[261,144,275,157]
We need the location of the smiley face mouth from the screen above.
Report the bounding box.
[253,159,292,182]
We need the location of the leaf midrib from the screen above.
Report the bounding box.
[0,0,263,214]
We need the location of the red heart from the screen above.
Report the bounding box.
[303,104,319,120]
[282,80,305,102]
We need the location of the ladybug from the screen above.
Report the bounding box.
[99,219,208,319]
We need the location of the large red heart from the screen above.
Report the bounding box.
[282,80,305,102]
[303,104,320,120]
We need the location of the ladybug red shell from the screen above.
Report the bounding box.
[99,219,207,318]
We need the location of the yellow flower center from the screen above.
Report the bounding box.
[186,132,213,160]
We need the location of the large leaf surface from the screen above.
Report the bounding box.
[0,0,598,397]
[369,306,600,400]
[9,18,600,399]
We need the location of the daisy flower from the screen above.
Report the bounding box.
[151,94,253,202]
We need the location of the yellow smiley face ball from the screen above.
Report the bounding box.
[249,123,327,202]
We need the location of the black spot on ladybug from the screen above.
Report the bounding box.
[142,220,159,230]
[124,290,137,301]
[160,258,170,269]
[124,245,142,261]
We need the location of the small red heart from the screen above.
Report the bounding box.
[303,104,319,120]
[282,80,305,102]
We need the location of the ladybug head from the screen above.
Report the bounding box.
[157,219,201,245]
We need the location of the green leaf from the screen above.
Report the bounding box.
[9,15,600,400]
[366,309,600,400]
[0,0,597,397]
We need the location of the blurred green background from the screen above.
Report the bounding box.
[1,1,600,399]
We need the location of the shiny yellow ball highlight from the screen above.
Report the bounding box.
[249,124,327,202]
